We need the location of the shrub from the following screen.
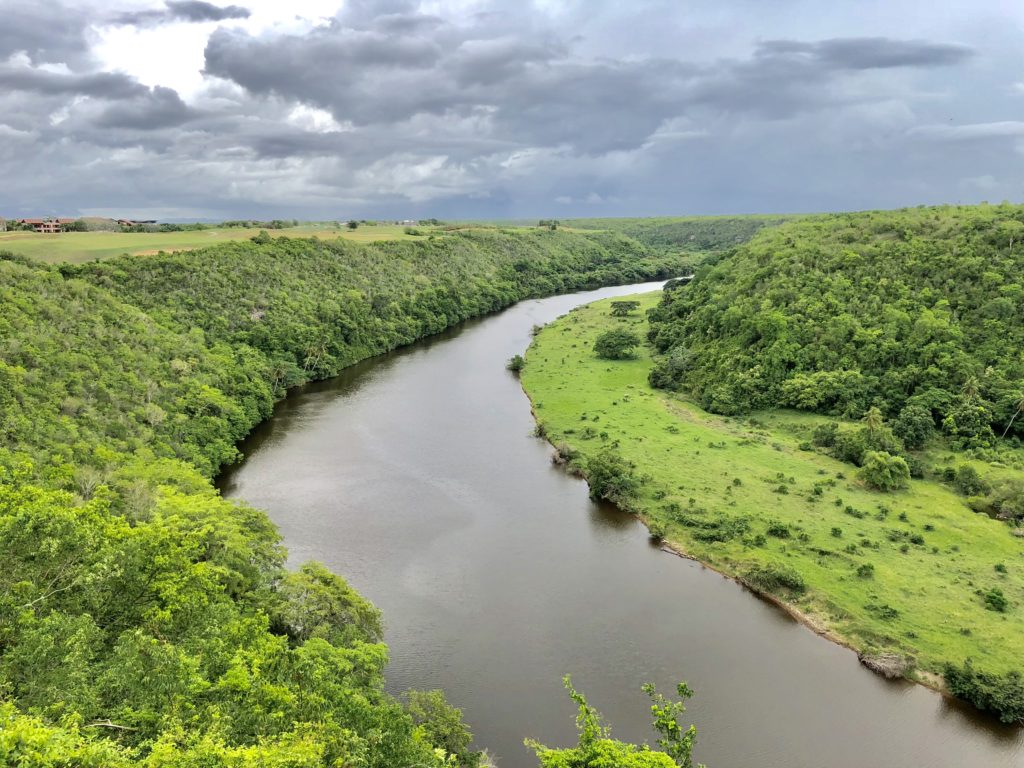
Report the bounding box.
[954,465,990,496]
[743,564,806,595]
[594,328,642,360]
[585,450,639,503]
[944,661,1024,724]
[506,354,525,372]
[984,587,1009,613]
[857,563,875,578]
[859,451,910,491]
[812,422,839,448]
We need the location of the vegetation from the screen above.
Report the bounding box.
[568,215,794,254]
[0,230,688,765]
[647,204,1024,449]
[527,676,701,768]
[594,328,642,360]
[521,290,1024,723]
[0,223,420,263]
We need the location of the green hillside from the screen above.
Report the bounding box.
[0,232,686,766]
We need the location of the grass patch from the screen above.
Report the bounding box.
[521,292,1024,679]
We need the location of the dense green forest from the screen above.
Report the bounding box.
[568,215,794,254]
[648,204,1024,444]
[0,231,688,766]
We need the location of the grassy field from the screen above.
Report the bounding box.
[0,223,419,263]
[521,292,1024,681]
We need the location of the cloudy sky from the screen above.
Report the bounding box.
[1,0,1022,220]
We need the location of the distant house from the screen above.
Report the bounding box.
[18,217,75,234]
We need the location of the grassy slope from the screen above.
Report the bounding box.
[522,292,1024,679]
[0,223,417,263]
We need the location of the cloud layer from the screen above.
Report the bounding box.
[0,0,1020,219]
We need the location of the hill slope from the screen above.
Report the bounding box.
[647,204,1024,448]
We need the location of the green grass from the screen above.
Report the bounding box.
[521,292,1024,679]
[0,223,420,263]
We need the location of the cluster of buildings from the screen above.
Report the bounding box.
[0,217,157,233]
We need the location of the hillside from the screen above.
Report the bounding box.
[647,204,1024,447]
[0,232,686,766]
[568,215,795,254]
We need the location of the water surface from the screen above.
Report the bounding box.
[220,283,1022,768]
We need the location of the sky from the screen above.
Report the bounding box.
[1,0,1022,220]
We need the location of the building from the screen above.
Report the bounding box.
[17,217,76,233]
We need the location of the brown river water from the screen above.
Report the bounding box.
[219,282,1024,768]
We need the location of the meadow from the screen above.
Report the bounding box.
[521,292,1024,684]
[0,222,418,263]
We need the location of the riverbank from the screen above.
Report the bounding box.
[520,291,1024,711]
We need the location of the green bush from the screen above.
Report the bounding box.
[944,661,1024,724]
[742,563,807,595]
[859,451,910,491]
[594,328,642,360]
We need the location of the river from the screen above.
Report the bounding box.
[219,282,1023,768]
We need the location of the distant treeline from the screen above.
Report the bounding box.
[568,214,795,253]
[0,230,686,766]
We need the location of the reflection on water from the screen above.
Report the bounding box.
[220,282,1023,768]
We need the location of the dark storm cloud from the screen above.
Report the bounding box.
[0,0,1017,221]
[114,1,251,26]
[0,66,146,99]
[0,1,95,66]
[94,86,201,129]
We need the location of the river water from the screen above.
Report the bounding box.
[219,282,1023,768]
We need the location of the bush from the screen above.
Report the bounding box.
[944,661,1024,724]
[859,451,910,491]
[585,450,639,503]
[594,328,642,360]
[984,587,1009,613]
[812,422,839,448]
[954,465,990,496]
[506,354,525,372]
[857,563,875,578]
[742,563,806,595]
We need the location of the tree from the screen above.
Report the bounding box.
[347,220,359,230]
[251,229,272,244]
[859,451,910,491]
[892,404,934,449]
[585,450,639,503]
[611,300,641,317]
[405,690,481,768]
[1002,393,1024,438]
[527,676,700,768]
[594,328,641,359]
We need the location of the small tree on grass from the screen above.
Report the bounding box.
[610,300,641,317]
[859,451,910,491]
[586,450,639,503]
[594,328,641,360]
[347,220,359,229]
[507,354,525,372]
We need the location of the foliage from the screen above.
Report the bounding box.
[507,354,526,372]
[610,300,641,317]
[585,450,640,503]
[0,232,688,765]
[944,661,1024,724]
[521,290,1024,725]
[568,215,792,254]
[859,451,910,491]
[892,405,935,449]
[405,690,481,768]
[741,564,807,595]
[646,203,1024,442]
[594,328,642,360]
[526,676,699,768]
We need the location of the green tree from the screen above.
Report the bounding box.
[611,300,641,317]
[859,451,910,491]
[595,328,642,359]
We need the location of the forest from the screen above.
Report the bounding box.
[0,230,689,766]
